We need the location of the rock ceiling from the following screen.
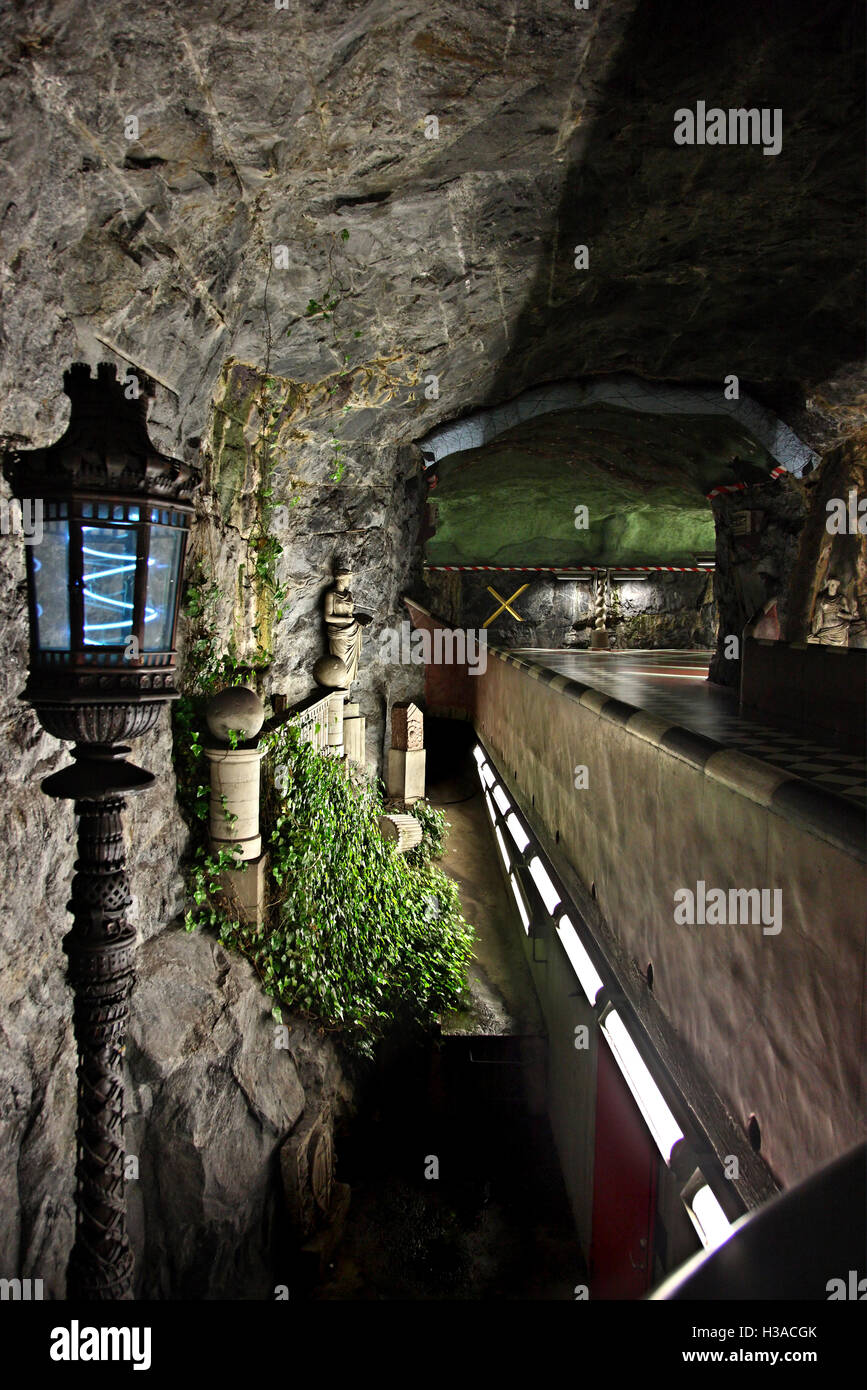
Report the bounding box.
[0,0,863,474]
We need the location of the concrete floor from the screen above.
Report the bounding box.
[426,764,544,1039]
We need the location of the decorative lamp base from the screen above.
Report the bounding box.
[43,742,154,1301]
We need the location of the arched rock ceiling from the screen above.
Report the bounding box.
[0,0,863,465]
[424,404,778,567]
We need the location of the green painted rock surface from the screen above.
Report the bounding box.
[426,405,777,566]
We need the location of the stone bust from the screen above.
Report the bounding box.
[323,560,371,687]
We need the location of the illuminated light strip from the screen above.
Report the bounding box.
[494,825,511,870]
[510,873,531,933]
[505,812,530,852]
[82,589,138,613]
[473,748,496,790]
[601,1010,684,1162]
[689,1185,732,1251]
[528,856,561,915]
[81,542,157,634]
[475,734,732,1241]
[492,784,511,815]
[556,914,604,1005]
[83,601,158,630]
[84,563,138,581]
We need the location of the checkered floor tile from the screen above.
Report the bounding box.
[519,650,866,808]
[722,729,867,805]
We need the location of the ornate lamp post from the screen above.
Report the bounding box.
[3,363,199,1300]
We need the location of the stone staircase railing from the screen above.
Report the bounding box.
[284,689,332,751]
[267,688,360,759]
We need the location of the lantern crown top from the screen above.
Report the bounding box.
[3,361,199,506]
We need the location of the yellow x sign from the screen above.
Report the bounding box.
[483,583,529,627]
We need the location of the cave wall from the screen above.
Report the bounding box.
[708,477,810,688]
[186,359,428,764]
[424,405,772,568]
[125,928,355,1300]
[0,0,864,1294]
[424,569,715,651]
[709,448,867,689]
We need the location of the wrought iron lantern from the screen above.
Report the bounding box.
[3,362,199,1300]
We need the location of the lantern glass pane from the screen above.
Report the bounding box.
[82,524,138,647]
[144,525,183,651]
[32,518,70,651]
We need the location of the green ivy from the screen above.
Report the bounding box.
[173,316,474,1054]
[182,718,474,1056]
[404,797,449,868]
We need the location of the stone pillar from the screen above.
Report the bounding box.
[386,700,426,804]
[589,569,610,649]
[343,702,366,766]
[378,813,424,854]
[327,691,346,752]
[709,476,808,687]
[204,746,266,860]
[203,687,269,926]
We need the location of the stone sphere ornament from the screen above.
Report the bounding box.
[312,655,349,689]
[205,686,265,743]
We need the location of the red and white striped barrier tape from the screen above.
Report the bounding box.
[706,466,786,499]
[424,563,713,574]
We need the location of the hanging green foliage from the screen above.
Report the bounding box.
[180,715,474,1056]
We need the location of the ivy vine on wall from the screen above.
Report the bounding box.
[176,700,474,1056]
[175,566,474,1056]
[171,235,473,1055]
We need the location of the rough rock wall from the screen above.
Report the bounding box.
[424,569,715,651]
[484,0,865,447]
[1,2,862,457]
[189,359,428,765]
[709,478,810,688]
[0,0,863,1294]
[125,928,354,1300]
[2,916,355,1299]
[709,443,867,688]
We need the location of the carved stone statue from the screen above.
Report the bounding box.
[807,577,858,647]
[323,560,371,688]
